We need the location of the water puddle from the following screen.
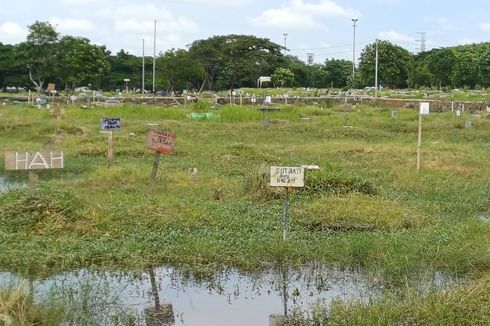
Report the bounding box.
[0,176,14,193]
[0,264,462,326]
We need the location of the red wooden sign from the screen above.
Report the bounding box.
[146,130,176,155]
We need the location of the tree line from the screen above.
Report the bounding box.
[1,21,489,93]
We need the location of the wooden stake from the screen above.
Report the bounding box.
[28,171,38,196]
[150,151,161,185]
[108,130,114,167]
[416,113,423,171]
[283,187,289,241]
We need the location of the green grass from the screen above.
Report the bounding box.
[0,103,488,282]
[291,275,490,325]
[1,102,489,324]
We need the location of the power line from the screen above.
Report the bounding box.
[288,40,372,51]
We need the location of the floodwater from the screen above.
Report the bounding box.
[0,176,18,194]
[0,264,462,326]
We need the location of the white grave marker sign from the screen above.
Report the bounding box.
[101,117,121,131]
[419,102,430,115]
[270,167,305,188]
[5,151,64,170]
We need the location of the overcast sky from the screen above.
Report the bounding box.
[1,0,489,64]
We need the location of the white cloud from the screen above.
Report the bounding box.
[459,38,478,45]
[250,9,321,30]
[64,4,201,53]
[57,0,101,5]
[95,4,199,34]
[49,18,95,34]
[0,21,27,44]
[167,0,249,6]
[250,0,359,30]
[436,17,455,30]
[481,23,490,31]
[378,30,415,43]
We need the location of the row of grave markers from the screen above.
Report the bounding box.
[4,117,176,189]
[2,105,474,239]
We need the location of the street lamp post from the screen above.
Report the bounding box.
[283,33,288,55]
[351,18,358,81]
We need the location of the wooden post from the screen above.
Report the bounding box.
[283,187,289,241]
[416,113,423,171]
[150,152,161,185]
[28,171,38,196]
[108,130,114,167]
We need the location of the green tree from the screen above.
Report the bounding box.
[156,49,204,93]
[0,43,29,90]
[188,34,283,91]
[425,48,456,88]
[56,36,109,91]
[322,58,352,88]
[282,55,309,87]
[271,67,295,87]
[450,46,479,88]
[21,21,59,93]
[358,40,413,88]
[408,62,433,88]
[101,50,143,91]
[477,44,490,87]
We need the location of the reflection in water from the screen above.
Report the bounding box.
[0,264,461,326]
[0,176,15,193]
[146,267,175,326]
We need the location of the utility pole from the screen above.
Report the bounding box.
[142,39,145,94]
[375,39,378,99]
[152,20,156,93]
[283,33,288,55]
[352,18,358,81]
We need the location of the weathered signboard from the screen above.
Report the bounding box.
[146,130,176,155]
[419,102,430,115]
[270,166,305,188]
[5,151,64,170]
[100,117,121,131]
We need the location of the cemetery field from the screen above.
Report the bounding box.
[0,102,489,323]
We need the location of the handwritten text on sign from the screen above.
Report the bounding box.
[146,130,176,155]
[5,151,64,170]
[270,166,305,188]
[101,117,121,131]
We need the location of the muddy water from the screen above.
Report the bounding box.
[0,264,463,326]
[0,176,13,193]
[0,264,376,325]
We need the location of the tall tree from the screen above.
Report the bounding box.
[271,67,295,87]
[156,48,204,93]
[0,43,27,90]
[282,55,309,87]
[101,50,143,91]
[450,46,479,88]
[477,43,490,87]
[21,21,59,93]
[189,35,283,91]
[322,58,352,88]
[56,36,110,91]
[358,40,413,88]
[426,48,456,88]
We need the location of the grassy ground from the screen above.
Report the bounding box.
[0,102,489,323]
